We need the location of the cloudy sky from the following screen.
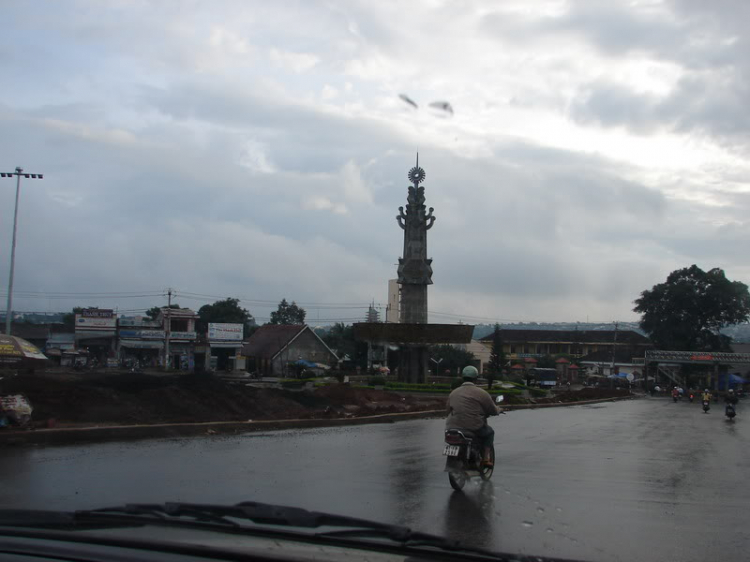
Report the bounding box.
[1,0,749,324]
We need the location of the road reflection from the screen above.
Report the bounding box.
[443,481,496,550]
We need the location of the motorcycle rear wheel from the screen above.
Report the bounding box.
[448,471,467,491]
[479,445,495,481]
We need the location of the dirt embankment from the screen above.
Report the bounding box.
[533,387,632,404]
[0,372,447,428]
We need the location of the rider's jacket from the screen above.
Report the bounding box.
[445,382,497,432]
[725,394,738,405]
[702,392,712,402]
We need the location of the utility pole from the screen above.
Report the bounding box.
[1,167,43,335]
[164,288,172,370]
[610,321,618,388]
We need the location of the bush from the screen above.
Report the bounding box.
[279,378,317,389]
[368,376,387,386]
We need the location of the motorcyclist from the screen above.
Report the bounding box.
[446,366,499,467]
[671,386,680,401]
[725,389,738,414]
[702,388,712,405]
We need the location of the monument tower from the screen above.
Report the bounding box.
[353,156,472,384]
[397,155,435,323]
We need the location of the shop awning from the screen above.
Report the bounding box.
[209,342,243,349]
[119,340,164,350]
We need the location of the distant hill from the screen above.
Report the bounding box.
[470,322,645,340]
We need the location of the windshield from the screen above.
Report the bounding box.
[1,2,750,562]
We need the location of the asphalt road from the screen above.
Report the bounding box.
[1,397,748,562]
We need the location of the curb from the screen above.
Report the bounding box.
[0,395,638,447]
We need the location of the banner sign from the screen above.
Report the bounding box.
[169,331,197,340]
[208,323,243,342]
[76,315,116,330]
[81,309,114,318]
[118,330,165,339]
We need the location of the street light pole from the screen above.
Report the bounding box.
[1,167,43,335]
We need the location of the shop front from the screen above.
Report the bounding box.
[118,339,164,368]
[207,323,244,372]
[75,309,117,363]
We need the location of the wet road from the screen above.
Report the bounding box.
[1,398,748,562]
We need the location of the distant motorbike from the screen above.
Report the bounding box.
[443,395,504,491]
[689,393,694,403]
[673,394,679,403]
[703,400,710,413]
[725,404,736,421]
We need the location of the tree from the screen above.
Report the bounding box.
[634,265,750,352]
[428,344,476,375]
[269,298,306,325]
[487,323,505,388]
[145,304,181,321]
[197,298,256,337]
[322,322,367,369]
[62,307,85,330]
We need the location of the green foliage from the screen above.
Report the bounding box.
[428,344,476,375]
[279,378,317,388]
[487,323,506,389]
[368,376,387,386]
[634,265,750,351]
[197,298,255,337]
[62,306,85,329]
[322,323,367,369]
[269,298,307,325]
[536,355,556,368]
[145,304,181,321]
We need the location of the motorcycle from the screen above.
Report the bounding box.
[725,404,736,421]
[673,394,679,403]
[702,400,710,413]
[443,395,504,491]
[689,393,694,403]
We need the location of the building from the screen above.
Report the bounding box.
[385,279,399,323]
[205,322,245,371]
[158,308,198,370]
[478,329,651,362]
[74,308,117,362]
[117,316,165,368]
[454,339,492,374]
[365,304,380,323]
[241,324,338,377]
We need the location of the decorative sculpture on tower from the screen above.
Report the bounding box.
[352,156,472,384]
[397,155,435,324]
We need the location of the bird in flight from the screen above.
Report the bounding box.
[398,93,454,116]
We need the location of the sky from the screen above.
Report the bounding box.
[1,0,749,325]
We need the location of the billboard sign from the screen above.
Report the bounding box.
[81,309,114,318]
[75,315,116,330]
[208,323,243,341]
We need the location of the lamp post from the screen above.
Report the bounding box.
[1,167,43,335]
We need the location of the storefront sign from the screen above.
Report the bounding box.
[119,316,161,328]
[81,309,114,319]
[119,330,165,339]
[208,323,243,342]
[119,340,164,349]
[76,315,116,330]
[169,331,197,340]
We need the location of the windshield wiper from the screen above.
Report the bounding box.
[1,503,577,561]
[71,501,571,561]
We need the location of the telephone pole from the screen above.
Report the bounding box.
[164,288,172,370]
[610,321,618,388]
[1,167,44,334]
